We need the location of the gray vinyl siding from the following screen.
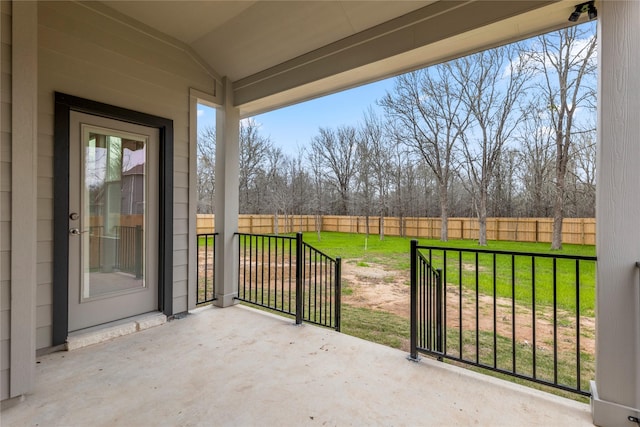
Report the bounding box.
[0,0,11,401]
[36,1,214,349]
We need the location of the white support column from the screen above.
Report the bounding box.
[213,78,240,307]
[591,1,640,424]
[10,0,37,397]
[187,90,198,310]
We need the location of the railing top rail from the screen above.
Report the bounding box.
[302,241,338,263]
[416,250,441,270]
[415,245,597,261]
[197,232,219,236]
[416,247,435,270]
[234,232,296,241]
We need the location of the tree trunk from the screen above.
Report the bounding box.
[438,182,449,242]
[274,212,279,235]
[478,189,488,246]
[365,214,370,238]
[551,174,565,250]
[315,214,321,241]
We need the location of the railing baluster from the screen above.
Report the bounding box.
[436,268,443,355]
[511,254,516,374]
[335,257,341,332]
[410,240,418,360]
[475,251,479,365]
[295,233,303,325]
[553,258,558,385]
[576,259,581,392]
[532,256,537,380]
[493,253,497,369]
[268,236,272,308]
[288,238,292,311]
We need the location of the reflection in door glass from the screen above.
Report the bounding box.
[83,131,146,299]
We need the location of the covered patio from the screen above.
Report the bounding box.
[1,306,591,426]
[2,1,639,425]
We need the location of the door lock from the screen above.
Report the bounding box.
[69,212,79,221]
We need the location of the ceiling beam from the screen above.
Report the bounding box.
[233,0,564,115]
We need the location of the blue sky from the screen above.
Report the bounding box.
[196,21,596,157]
[197,78,395,156]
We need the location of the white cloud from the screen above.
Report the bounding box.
[197,109,205,117]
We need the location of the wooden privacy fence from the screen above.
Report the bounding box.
[197,214,596,245]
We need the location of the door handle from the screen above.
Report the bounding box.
[69,228,81,235]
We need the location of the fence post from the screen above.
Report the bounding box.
[410,239,418,360]
[295,232,303,325]
[335,257,341,332]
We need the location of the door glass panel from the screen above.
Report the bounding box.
[83,127,147,300]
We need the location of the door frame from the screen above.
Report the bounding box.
[52,92,174,346]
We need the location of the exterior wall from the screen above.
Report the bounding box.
[35,1,215,349]
[592,0,640,423]
[0,0,11,401]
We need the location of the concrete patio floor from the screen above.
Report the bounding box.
[1,305,592,426]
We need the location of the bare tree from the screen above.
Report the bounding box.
[309,126,358,215]
[527,23,597,249]
[380,65,470,241]
[489,148,520,217]
[307,145,328,239]
[357,108,392,239]
[454,44,530,245]
[197,126,216,213]
[289,147,312,216]
[517,102,555,217]
[565,129,596,217]
[239,118,272,213]
[261,146,290,234]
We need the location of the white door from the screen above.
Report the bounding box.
[68,112,159,332]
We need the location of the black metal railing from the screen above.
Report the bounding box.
[300,240,342,330]
[410,240,597,396]
[114,225,143,278]
[236,232,341,331]
[410,240,443,359]
[197,233,218,305]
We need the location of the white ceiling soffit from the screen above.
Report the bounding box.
[101,1,585,116]
[103,1,433,79]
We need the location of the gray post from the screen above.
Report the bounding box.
[335,257,342,332]
[295,232,303,325]
[410,239,418,360]
[214,78,240,307]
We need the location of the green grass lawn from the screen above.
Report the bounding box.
[299,231,595,263]
[300,232,596,315]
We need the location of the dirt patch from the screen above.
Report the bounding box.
[341,261,411,318]
[341,259,595,356]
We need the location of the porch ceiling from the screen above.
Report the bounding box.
[1,305,592,426]
[96,1,586,116]
[102,1,434,80]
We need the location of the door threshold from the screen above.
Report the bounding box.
[66,312,166,351]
